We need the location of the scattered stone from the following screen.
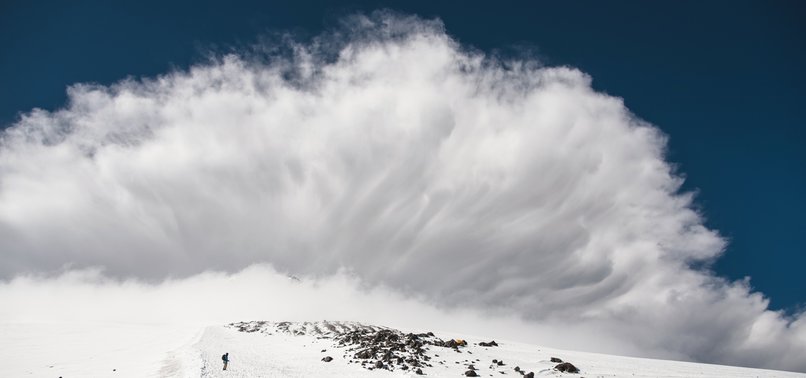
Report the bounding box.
[321,356,333,362]
[550,357,563,363]
[228,321,492,375]
[465,370,479,377]
[514,366,520,372]
[479,341,499,347]
[497,360,505,366]
[555,362,579,373]
[524,373,534,378]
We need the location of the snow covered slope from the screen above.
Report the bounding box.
[5,321,805,378]
[1,322,201,377]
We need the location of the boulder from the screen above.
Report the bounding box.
[555,362,579,373]
[321,356,333,362]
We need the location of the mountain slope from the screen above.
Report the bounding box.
[167,321,804,378]
[4,321,804,377]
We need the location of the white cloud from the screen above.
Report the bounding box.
[0,12,803,372]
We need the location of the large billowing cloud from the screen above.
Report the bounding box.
[0,13,804,372]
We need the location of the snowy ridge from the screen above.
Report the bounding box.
[209,321,804,378]
[229,320,390,338]
[4,321,805,377]
[228,321,451,375]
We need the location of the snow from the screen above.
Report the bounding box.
[3,321,804,378]
[1,322,201,377]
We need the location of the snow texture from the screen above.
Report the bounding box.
[5,321,804,378]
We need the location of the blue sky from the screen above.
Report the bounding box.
[0,0,803,315]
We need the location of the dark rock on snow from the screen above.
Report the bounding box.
[321,356,333,362]
[555,362,579,373]
[550,357,563,363]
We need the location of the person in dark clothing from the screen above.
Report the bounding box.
[222,352,229,370]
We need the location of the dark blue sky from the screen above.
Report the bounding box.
[1,0,804,311]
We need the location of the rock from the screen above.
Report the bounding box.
[321,356,333,362]
[465,370,479,377]
[514,366,520,372]
[554,362,579,373]
[416,368,424,375]
[524,373,534,378]
[492,359,498,364]
[479,341,499,347]
[468,364,476,370]
[235,322,453,374]
[497,360,505,366]
[550,357,563,363]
